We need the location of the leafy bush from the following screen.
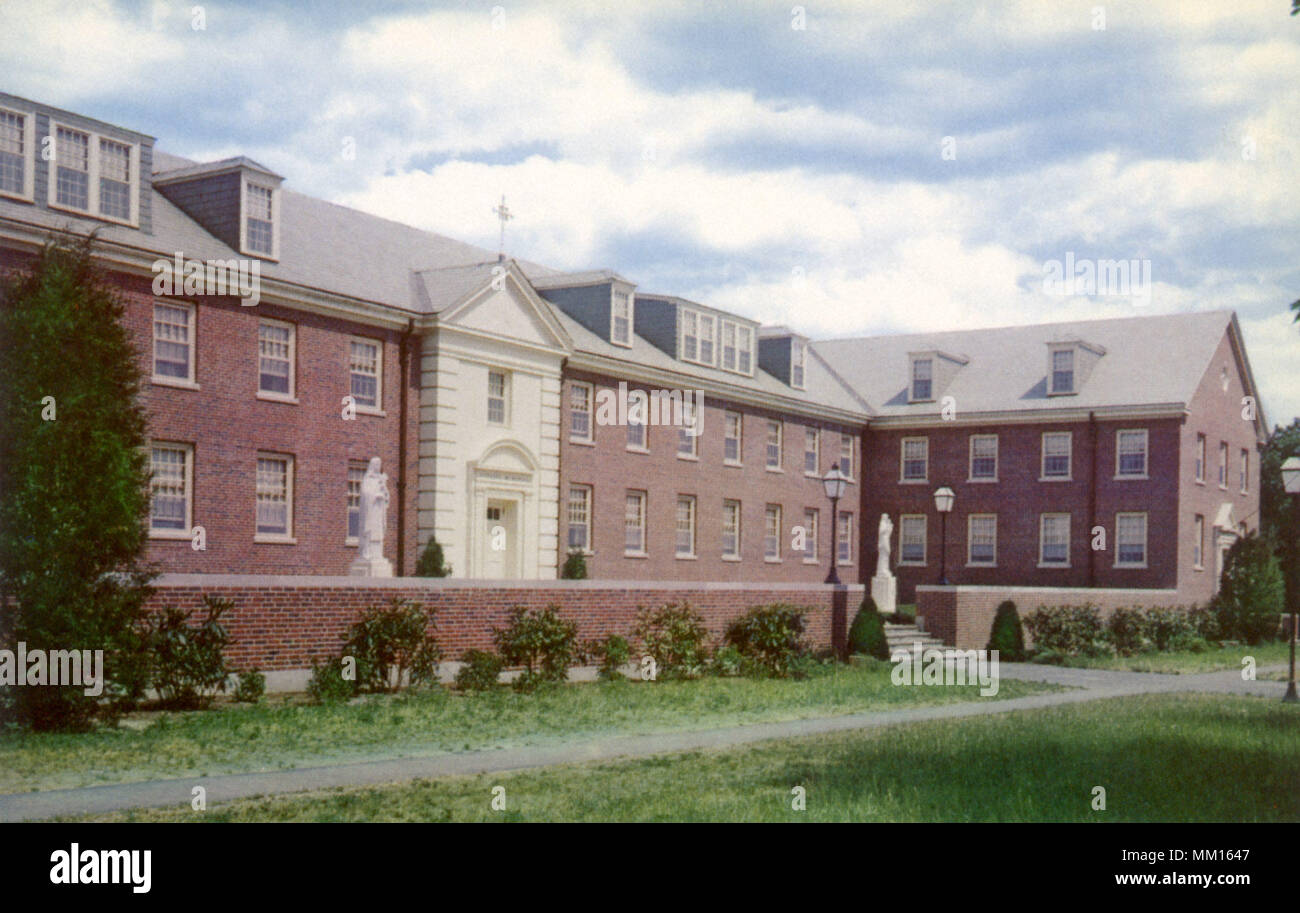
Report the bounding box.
[586,634,631,681]
[233,668,265,703]
[341,598,441,693]
[414,537,451,577]
[560,550,588,579]
[1214,534,1286,644]
[1023,605,1111,657]
[1106,607,1152,656]
[307,655,357,703]
[147,596,233,709]
[724,604,807,677]
[455,650,504,691]
[710,643,744,677]
[1142,606,1202,652]
[848,597,890,660]
[493,606,578,691]
[633,602,711,679]
[986,600,1026,661]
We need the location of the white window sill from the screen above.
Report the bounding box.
[1195,479,1206,486]
[346,539,359,547]
[721,555,742,562]
[255,535,297,545]
[899,478,929,485]
[568,438,595,447]
[766,466,784,473]
[677,453,699,461]
[724,461,744,468]
[257,392,299,405]
[1114,475,1149,482]
[764,557,782,563]
[675,553,697,560]
[898,561,927,568]
[355,406,387,418]
[1037,561,1071,569]
[623,551,648,559]
[626,446,650,455]
[802,558,820,565]
[153,376,200,391]
[966,477,998,484]
[1039,476,1073,483]
[1193,564,1204,572]
[149,529,193,541]
[1114,562,1148,570]
[0,189,34,204]
[966,562,997,568]
[803,470,820,478]
[49,200,139,229]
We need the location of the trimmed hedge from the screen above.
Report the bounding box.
[848,597,890,660]
[986,600,1025,661]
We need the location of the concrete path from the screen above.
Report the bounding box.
[0,663,1290,822]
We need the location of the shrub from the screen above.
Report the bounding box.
[455,650,504,691]
[1214,534,1286,644]
[147,596,233,709]
[1023,605,1110,657]
[848,597,890,660]
[1143,606,1202,652]
[341,598,441,693]
[493,606,577,689]
[307,655,357,703]
[560,550,588,580]
[586,634,631,681]
[414,537,451,577]
[724,604,807,677]
[710,643,744,677]
[233,668,266,704]
[1106,607,1151,656]
[633,602,711,679]
[986,600,1026,661]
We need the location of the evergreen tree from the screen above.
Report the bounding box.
[414,536,451,577]
[847,596,890,660]
[986,600,1026,661]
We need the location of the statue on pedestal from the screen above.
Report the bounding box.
[871,513,897,615]
[350,457,394,577]
[875,513,893,578]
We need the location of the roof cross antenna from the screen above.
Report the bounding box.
[493,195,512,262]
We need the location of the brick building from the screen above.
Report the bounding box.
[0,93,1268,606]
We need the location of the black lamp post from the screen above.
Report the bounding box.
[1282,456,1300,704]
[933,486,955,586]
[822,461,850,585]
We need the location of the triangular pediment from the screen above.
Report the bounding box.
[439,264,571,353]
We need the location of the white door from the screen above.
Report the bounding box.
[483,499,519,579]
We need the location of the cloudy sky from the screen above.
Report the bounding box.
[4,0,1298,422]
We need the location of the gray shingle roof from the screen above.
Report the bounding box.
[814,310,1236,416]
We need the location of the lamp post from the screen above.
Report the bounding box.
[933,486,955,586]
[1281,456,1300,704]
[822,461,850,585]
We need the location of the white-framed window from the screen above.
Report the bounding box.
[348,337,382,411]
[803,508,819,562]
[242,180,277,258]
[1115,512,1148,568]
[676,495,697,557]
[624,490,647,555]
[765,420,782,470]
[568,484,592,553]
[791,341,806,389]
[1115,429,1148,478]
[627,412,647,451]
[0,107,35,201]
[1041,431,1071,480]
[724,411,743,464]
[969,434,998,481]
[1194,433,1206,483]
[1050,348,1075,394]
[737,325,753,374]
[48,123,140,224]
[899,515,927,565]
[677,401,699,459]
[1218,441,1228,488]
[910,357,933,401]
[698,313,716,364]
[488,370,508,425]
[804,427,820,475]
[257,319,295,399]
[1193,514,1204,569]
[680,310,699,363]
[967,514,997,566]
[901,437,928,482]
[722,320,738,372]
[153,300,195,385]
[764,504,782,561]
[346,461,366,545]
[837,512,854,565]
[255,453,294,541]
[1039,513,1070,566]
[611,289,632,347]
[722,499,742,559]
[840,433,855,480]
[1240,448,1249,494]
[569,381,593,443]
[149,443,192,538]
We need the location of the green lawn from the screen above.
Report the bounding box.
[82,693,1300,822]
[0,661,1058,794]
[1034,641,1293,674]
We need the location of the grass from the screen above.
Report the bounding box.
[82,693,1300,823]
[1032,640,1293,674]
[0,660,1058,794]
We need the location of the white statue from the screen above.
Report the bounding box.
[876,513,893,577]
[351,457,394,576]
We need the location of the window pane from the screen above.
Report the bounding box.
[154,303,191,378]
[0,111,24,195]
[347,464,365,540]
[349,341,379,408]
[150,446,188,530]
[256,457,290,535]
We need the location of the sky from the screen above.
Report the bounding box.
[3,0,1298,423]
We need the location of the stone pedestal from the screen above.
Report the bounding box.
[871,573,897,615]
[349,555,394,578]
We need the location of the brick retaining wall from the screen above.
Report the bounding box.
[147,575,864,674]
[917,585,1185,650]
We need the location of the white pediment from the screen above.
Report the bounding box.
[1213,502,1238,531]
[443,271,570,353]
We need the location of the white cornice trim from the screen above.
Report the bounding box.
[868,402,1189,428]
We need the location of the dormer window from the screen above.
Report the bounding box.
[53,126,90,211]
[698,314,715,363]
[679,308,717,366]
[681,311,698,361]
[244,182,275,257]
[719,319,755,376]
[791,341,806,389]
[98,138,132,221]
[611,289,633,347]
[911,357,933,401]
[0,107,35,201]
[48,122,138,225]
[1051,348,1075,394]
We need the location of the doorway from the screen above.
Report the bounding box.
[482,498,519,579]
